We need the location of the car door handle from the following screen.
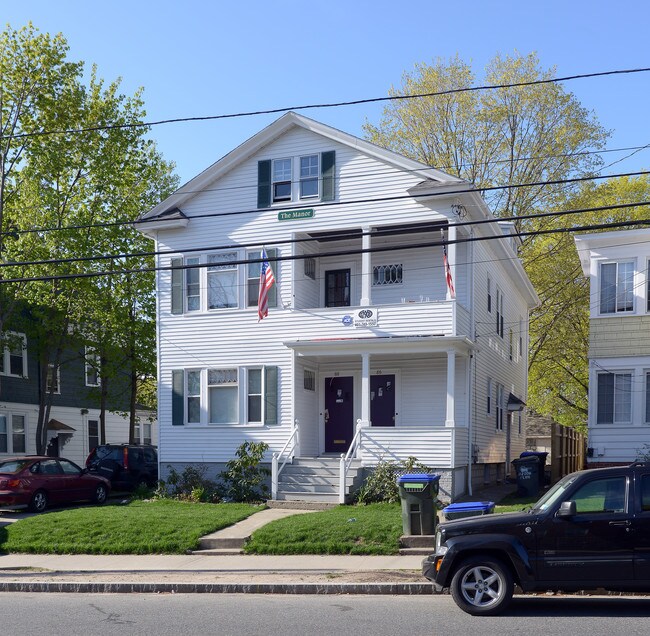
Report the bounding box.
[609,520,631,527]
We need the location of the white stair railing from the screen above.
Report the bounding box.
[339,419,365,504]
[271,420,299,499]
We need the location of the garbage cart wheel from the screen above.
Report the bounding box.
[450,556,513,616]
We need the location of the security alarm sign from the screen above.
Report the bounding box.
[353,308,378,328]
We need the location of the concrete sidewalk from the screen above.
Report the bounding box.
[0,483,518,595]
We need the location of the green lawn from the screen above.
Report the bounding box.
[0,500,261,555]
[245,503,403,555]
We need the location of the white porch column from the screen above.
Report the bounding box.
[446,349,456,427]
[446,223,457,301]
[361,352,371,426]
[360,226,372,306]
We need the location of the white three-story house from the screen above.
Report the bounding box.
[138,112,538,502]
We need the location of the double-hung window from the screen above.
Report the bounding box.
[597,371,632,424]
[85,348,101,387]
[208,368,238,424]
[208,252,238,309]
[300,154,319,198]
[600,261,634,314]
[496,287,504,338]
[0,332,27,378]
[185,256,201,311]
[47,364,60,394]
[88,419,100,452]
[272,159,292,202]
[0,414,26,453]
[247,249,277,308]
[496,384,504,431]
[186,370,201,424]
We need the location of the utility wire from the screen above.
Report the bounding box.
[2,199,650,270]
[6,66,650,141]
[3,215,650,285]
[2,168,649,238]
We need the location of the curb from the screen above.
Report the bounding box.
[0,581,436,595]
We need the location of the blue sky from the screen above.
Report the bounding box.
[4,1,649,184]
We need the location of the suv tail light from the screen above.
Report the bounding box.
[123,446,129,470]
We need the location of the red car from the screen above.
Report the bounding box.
[0,456,111,512]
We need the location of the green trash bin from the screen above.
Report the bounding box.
[511,455,540,498]
[397,473,440,535]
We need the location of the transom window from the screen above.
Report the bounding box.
[272,158,292,202]
[600,261,634,314]
[300,155,319,198]
[373,264,403,286]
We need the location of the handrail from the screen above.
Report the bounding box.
[339,419,364,504]
[271,420,298,500]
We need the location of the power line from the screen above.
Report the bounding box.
[3,198,650,270]
[2,168,649,239]
[3,215,650,285]
[7,66,650,141]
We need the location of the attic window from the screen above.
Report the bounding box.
[272,159,292,202]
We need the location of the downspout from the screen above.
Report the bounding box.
[154,232,162,481]
[468,227,475,497]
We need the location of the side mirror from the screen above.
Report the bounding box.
[557,500,577,518]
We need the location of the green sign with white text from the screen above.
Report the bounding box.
[277,209,314,221]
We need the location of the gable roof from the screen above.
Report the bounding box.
[139,111,466,221]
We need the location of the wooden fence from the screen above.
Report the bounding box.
[550,422,587,484]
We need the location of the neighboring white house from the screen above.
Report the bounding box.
[138,112,538,502]
[575,227,650,465]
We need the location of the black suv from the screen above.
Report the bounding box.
[86,444,158,491]
[423,462,650,615]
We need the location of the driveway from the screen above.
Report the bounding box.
[0,511,34,527]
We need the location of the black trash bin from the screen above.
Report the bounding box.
[511,455,540,498]
[397,473,440,535]
[520,451,548,490]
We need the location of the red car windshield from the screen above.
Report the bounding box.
[0,459,32,474]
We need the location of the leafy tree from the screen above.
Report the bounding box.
[364,52,616,430]
[0,23,177,452]
[364,52,609,225]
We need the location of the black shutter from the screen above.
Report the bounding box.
[264,366,278,425]
[321,151,335,202]
[172,370,185,426]
[171,258,183,315]
[258,160,271,208]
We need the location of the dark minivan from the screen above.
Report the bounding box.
[86,444,158,491]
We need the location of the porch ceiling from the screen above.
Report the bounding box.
[284,334,475,358]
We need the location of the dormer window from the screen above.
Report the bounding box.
[272,159,292,202]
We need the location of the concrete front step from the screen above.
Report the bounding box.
[266,500,337,510]
[398,547,435,556]
[279,473,357,486]
[290,458,362,469]
[275,491,342,503]
[399,535,436,548]
[191,547,245,555]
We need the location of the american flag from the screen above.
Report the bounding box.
[258,248,276,321]
[443,244,455,298]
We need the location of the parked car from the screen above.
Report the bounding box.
[423,462,650,616]
[86,444,158,491]
[0,456,110,512]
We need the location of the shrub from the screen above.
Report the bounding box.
[159,464,221,503]
[354,456,433,504]
[219,441,270,503]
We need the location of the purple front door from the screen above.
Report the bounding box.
[324,376,354,453]
[371,374,396,427]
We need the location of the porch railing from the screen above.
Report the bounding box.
[339,419,364,504]
[271,419,299,499]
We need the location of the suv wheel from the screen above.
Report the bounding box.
[450,556,514,616]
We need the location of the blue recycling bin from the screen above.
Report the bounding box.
[397,473,440,535]
[443,501,495,521]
